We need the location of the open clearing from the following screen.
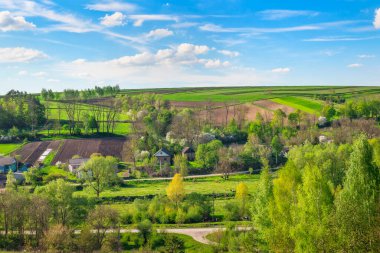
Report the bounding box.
[271,96,324,114]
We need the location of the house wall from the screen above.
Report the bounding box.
[0,163,17,174]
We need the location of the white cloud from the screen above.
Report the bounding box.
[201,59,230,68]
[171,22,198,28]
[86,1,137,12]
[100,12,126,27]
[0,47,47,63]
[18,70,28,75]
[176,43,209,56]
[258,10,319,20]
[347,63,362,68]
[374,9,380,29]
[358,54,375,58]
[272,67,291,73]
[47,78,60,83]
[218,50,240,57]
[128,15,179,27]
[0,0,98,33]
[0,11,35,32]
[32,71,47,77]
[145,28,173,40]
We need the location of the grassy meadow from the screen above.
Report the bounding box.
[0,143,24,156]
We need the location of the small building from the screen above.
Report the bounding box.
[182,147,195,161]
[318,116,328,127]
[68,158,89,176]
[0,156,17,174]
[154,148,171,168]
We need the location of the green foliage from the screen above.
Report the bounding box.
[195,139,223,168]
[81,155,119,198]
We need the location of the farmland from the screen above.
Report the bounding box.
[12,138,126,165]
[0,143,24,156]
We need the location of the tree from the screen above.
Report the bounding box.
[42,224,74,253]
[271,135,283,165]
[37,179,75,226]
[28,195,51,244]
[235,182,249,218]
[272,109,286,129]
[288,112,300,128]
[164,234,185,253]
[166,173,185,206]
[137,219,152,245]
[195,140,223,169]
[173,154,188,176]
[322,104,336,121]
[81,155,118,198]
[87,205,120,249]
[334,135,379,252]
[250,158,273,250]
[5,170,17,191]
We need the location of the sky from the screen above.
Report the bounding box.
[0,0,379,94]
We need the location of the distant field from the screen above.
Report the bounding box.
[122,86,380,103]
[0,143,23,156]
[271,96,324,114]
[75,174,260,199]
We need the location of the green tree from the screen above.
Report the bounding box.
[81,155,118,198]
[5,170,17,191]
[137,219,152,245]
[334,135,379,252]
[250,159,273,250]
[271,135,283,165]
[195,140,223,169]
[173,154,188,176]
[37,179,75,226]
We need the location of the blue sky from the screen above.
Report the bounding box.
[0,0,379,93]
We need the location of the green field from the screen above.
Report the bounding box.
[124,86,380,103]
[75,174,260,199]
[271,96,324,114]
[0,143,23,156]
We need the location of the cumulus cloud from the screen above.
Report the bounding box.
[145,28,173,40]
[218,50,240,57]
[347,63,362,68]
[202,59,230,68]
[100,12,126,27]
[176,43,210,56]
[86,1,137,12]
[0,11,35,32]
[271,67,291,73]
[374,8,380,29]
[0,47,47,63]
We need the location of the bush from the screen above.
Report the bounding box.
[224,202,241,221]
[164,234,185,253]
[185,206,203,223]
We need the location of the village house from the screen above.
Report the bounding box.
[0,156,17,174]
[68,158,89,177]
[154,148,171,168]
[182,147,195,161]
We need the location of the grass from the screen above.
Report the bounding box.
[39,166,77,181]
[272,96,324,114]
[152,86,380,103]
[0,143,23,156]
[75,174,260,199]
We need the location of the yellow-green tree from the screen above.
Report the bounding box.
[235,182,249,217]
[166,173,185,205]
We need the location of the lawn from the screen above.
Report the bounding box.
[0,143,23,156]
[75,174,260,199]
[271,96,324,114]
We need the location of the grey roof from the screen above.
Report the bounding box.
[69,158,89,166]
[0,156,16,166]
[154,148,171,157]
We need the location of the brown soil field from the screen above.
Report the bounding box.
[13,138,127,165]
[12,140,62,165]
[253,100,295,115]
[52,138,126,164]
[172,100,295,126]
